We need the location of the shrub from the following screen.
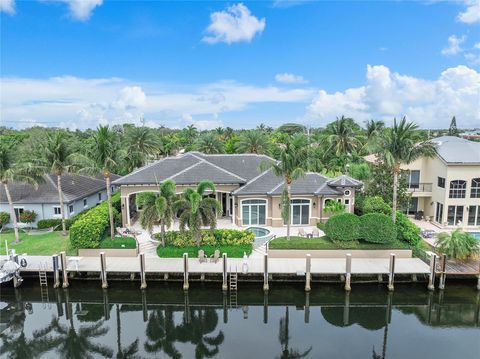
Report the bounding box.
[363,196,392,216]
[360,213,396,243]
[436,229,480,260]
[395,211,421,246]
[37,217,77,230]
[324,200,346,215]
[159,229,255,247]
[19,210,37,226]
[70,201,118,249]
[316,221,326,231]
[0,212,10,228]
[324,213,361,242]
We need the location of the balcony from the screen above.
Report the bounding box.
[407,183,432,195]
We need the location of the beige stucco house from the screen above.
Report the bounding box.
[397,136,479,229]
[113,152,363,228]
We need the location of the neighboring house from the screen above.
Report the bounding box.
[0,173,120,227]
[114,152,362,227]
[366,136,480,229]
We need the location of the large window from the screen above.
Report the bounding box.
[435,202,443,224]
[241,199,266,226]
[468,206,480,226]
[14,207,24,222]
[449,180,466,198]
[471,178,480,198]
[291,199,310,225]
[408,170,420,189]
[447,205,463,225]
[437,177,445,188]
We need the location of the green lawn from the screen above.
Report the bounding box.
[0,230,76,256]
[157,244,252,258]
[99,236,137,249]
[269,236,412,250]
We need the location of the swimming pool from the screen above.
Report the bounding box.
[247,226,271,238]
[467,232,480,240]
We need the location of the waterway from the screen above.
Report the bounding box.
[1,281,479,358]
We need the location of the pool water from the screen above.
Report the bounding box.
[247,226,270,238]
[468,232,480,240]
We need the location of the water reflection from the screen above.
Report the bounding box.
[0,283,479,358]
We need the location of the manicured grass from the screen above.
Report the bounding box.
[157,244,252,258]
[0,230,77,256]
[269,236,412,250]
[99,236,137,249]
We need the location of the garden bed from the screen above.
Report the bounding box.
[78,236,138,257]
[157,244,252,258]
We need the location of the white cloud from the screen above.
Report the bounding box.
[0,0,15,15]
[457,0,480,24]
[305,65,480,128]
[475,42,480,49]
[275,73,308,84]
[67,0,103,21]
[117,86,146,108]
[441,35,466,56]
[203,3,266,44]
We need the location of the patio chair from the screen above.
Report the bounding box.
[210,249,220,263]
[198,250,207,263]
[298,228,306,237]
[312,228,320,237]
[116,227,128,237]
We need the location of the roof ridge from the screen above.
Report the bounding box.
[189,152,247,182]
[232,168,273,195]
[165,160,204,181]
[112,156,171,184]
[267,180,285,195]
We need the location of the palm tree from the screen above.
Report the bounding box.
[125,126,158,171]
[173,181,221,246]
[40,131,75,236]
[144,308,181,358]
[261,135,306,240]
[195,133,224,154]
[77,125,121,239]
[376,117,436,222]
[0,145,42,243]
[136,180,176,247]
[436,230,480,260]
[277,307,312,359]
[322,116,364,158]
[364,120,385,152]
[236,130,268,154]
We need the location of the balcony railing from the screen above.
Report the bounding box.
[407,183,432,192]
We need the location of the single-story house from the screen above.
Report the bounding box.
[0,173,120,227]
[114,152,362,227]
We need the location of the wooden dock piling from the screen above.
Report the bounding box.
[263,253,269,291]
[439,254,447,290]
[183,253,189,291]
[428,253,437,291]
[305,254,311,292]
[52,254,60,288]
[222,253,228,291]
[345,253,352,291]
[139,253,147,289]
[60,251,69,288]
[100,252,108,289]
[388,253,395,292]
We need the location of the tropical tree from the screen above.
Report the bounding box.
[375,117,436,222]
[125,126,158,171]
[195,132,224,154]
[236,130,268,154]
[321,116,364,158]
[40,131,75,235]
[0,145,42,243]
[324,200,345,215]
[173,181,221,246]
[136,180,176,247]
[76,126,121,239]
[436,230,480,260]
[364,120,385,151]
[277,307,312,359]
[261,135,306,240]
[448,116,459,136]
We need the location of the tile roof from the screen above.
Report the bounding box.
[327,175,363,188]
[432,136,480,164]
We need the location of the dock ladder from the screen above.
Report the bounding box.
[229,266,238,308]
[39,262,48,287]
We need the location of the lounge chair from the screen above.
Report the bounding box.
[116,227,128,237]
[298,228,306,237]
[198,250,207,263]
[210,250,220,263]
[312,228,320,237]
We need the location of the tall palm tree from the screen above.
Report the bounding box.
[173,181,221,246]
[376,117,436,222]
[322,116,364,158]
[364,119,385,152]
[236,130,268,154]
[195,133,224,154]
[277,307,312,359]
[0,145,42,243]
[40,131,75,236]
[125,126,158,171]
[261,135,306,240]
[136,180,176,247]
[77,126,121,239]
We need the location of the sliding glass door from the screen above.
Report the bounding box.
[242,199,266,226]
[291,199,310,225]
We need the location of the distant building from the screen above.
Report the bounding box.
[0,173,120,227]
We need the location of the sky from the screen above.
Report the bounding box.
[0,0,479,130]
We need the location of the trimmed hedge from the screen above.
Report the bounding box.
[69,193,120,249]
[395,211,421,246]
[324,213,361,242]
[363,196,392,216]
[37,218,76,230]
[360,213,396,243]
[157,229,255,247]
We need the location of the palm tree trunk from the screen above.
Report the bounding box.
[56,174,67,236]
[4,183,20,244]
[105,175,115,240]
[392,168,399,223]
[287,182,291,241]
[161,220,166,247]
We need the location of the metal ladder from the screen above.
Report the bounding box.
[229,266,238,308]
[39,262,48,287]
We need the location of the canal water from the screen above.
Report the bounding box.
[1,281,479,358]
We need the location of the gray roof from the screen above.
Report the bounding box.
[0,173,109,204]
[432,136,480,164]
[327,175,363,188]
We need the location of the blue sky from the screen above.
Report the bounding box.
[1,0,479,129]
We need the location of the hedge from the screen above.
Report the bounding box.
[360,213,396,243]
[395,211,421,246]
[324,213,361,242]
[363,196,392,216]
[0,212,10,228]
[37,218,76,230]
[69,193,120,249]
[157,229,255,247]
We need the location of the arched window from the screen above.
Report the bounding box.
[471,178,480,198]
[241,199,267,226]
[449,180,466,198]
